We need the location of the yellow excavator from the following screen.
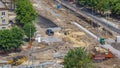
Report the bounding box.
[0,56,27,66]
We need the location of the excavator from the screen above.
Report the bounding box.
[0,55,27,66]
[9,55,27,66]
[7,38,33,66]
[0,38,34,66]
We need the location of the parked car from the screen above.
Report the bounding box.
[46,29,54,36]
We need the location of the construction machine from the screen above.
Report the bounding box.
[7,55,27,66]
[92,48,112,62]
[0,56,27,66]
[100,38,105,45]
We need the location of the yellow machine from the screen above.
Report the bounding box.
[7,56,27,66]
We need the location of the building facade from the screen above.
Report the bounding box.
[0,0,16,10]
[0,1,9,30]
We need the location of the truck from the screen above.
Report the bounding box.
[92,49,112,62]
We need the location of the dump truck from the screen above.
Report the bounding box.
[92,49,112,62]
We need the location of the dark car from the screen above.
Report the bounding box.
[46,29,54,36]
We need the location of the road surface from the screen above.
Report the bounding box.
[37,15,58,28]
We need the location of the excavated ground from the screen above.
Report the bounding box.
[0,0,119,68]
[29,0,120,68]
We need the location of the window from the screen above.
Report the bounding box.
[2,12,5,15]
[2,19,5,23]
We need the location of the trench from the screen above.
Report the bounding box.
[36,15,58,28]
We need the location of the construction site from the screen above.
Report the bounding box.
[0,0,120,68]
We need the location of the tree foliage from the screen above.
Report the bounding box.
[63,48,94,68]
[77,0,120,16]
[0,27,24,52]
[16,0,37,25]
[110,0,120,16]
[23,23,36,39]
[11,26,24,40]
[15,0,37,40]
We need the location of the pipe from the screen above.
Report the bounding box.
[72,22,100,40]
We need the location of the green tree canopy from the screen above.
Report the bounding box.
[63,48,94,68]
[16,0,37,25]
[78,0,120,16]
[23,23,36,39]
[11,26,24,40]
[15,0,37,41]
[0,27,24,52]
[111,1,120,16]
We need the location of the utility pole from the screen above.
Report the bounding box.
[30,24,32,49]
[27,24,32,66]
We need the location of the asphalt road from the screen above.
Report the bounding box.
[37,15,58,28]
[59,0,120,35]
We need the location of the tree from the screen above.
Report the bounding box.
[78,0,120,16]
[15,0,37,25]
[111,2,120,16]
[0,27,24,52]
[23,23,36,39]
[11,26,24,49]
[11,26,24,40]
[63,48,95,68]
[0,30,12,51]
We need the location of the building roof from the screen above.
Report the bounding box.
[0,1,7,10]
